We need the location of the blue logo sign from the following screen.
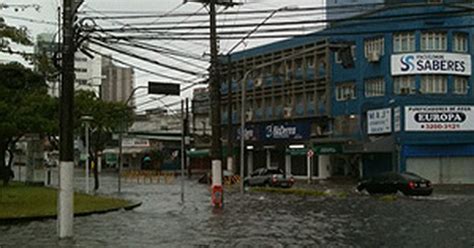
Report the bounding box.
[400,55,415,72]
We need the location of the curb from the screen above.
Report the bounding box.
[0,201,142,225]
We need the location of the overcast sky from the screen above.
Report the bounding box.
[1,0,324,112]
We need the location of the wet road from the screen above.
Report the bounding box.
[1,170,474,247]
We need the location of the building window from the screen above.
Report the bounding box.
[428,0,442,3]
[74,68,87,73]
[393,76,416,95]
[453,76,468,95]
[365,78,385,97]
[421,31,447,51]
[420,75,447,94]
[453,33,468,52]
[336,83,356,101]
[393,32,415,52]
[335,45,356,64]
[364,37,384,60]
[75,79,88,85]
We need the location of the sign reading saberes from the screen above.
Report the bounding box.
[405,106,474,131]
[263,123,310,140]
[391,53,471,76]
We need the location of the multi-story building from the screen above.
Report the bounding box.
[101,57,134,106]
[221,0,474,183]
[326,0,384,22]
[74,51,102,97]
[34,34,102,97]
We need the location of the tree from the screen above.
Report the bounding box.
[74,90,134,190]
[0,63,56,185]
[0,17,32,55]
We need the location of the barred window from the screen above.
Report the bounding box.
[453,76,468,95]
[393,76,416,95]
[453,33,468,52]
[393,32,415,52]
[336,83,356,101]
[420,75,447,94]
[364,37,384,58]
[365,78,385,97]
[421,31,447,51]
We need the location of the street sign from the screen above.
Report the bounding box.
[307,149,314,158]
[148,82,180,96]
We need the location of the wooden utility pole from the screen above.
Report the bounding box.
[58,0,76,239]
[209,0,222,162]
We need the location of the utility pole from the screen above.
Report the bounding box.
[58,0,76,239]
[209,0,222,170]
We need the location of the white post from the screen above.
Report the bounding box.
[212,160,222,186]
[307,155,312,183]
[318,155,330,179]
[266,149,271,169]
[85,121,90,194]
[58,161,74,238]
[247,150,253,175]
[97,153,102,173]
[227,156,233,173]
[285,154,291,176]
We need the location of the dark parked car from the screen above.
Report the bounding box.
[244,167,294,188]
[357,172,433,196]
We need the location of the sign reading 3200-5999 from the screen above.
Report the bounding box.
[391,53,471,76]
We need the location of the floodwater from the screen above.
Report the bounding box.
[1,169,474,247]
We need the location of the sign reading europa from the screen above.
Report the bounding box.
[405,106,474,131]
[391,53,471,76]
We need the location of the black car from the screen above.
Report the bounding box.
[244,167,294,188]
[357,172,433,196]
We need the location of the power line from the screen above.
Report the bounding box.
[83,46,205,83]
[93,9,472,32]
[86,37,205,76]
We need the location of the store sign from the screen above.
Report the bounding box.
[236,127,258,141]
[405,106,474,131]
[391,53,471,76]
[314,144,342,154]
[394,107,401,132]
[122,138,150,147]
[367,108,392,134]
[262,122,310,140]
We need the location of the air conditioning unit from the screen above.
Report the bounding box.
[245,110,253,121]
[254,77,263,87]
[400,88,411,95]
[283,107,292,118]
[367,51,381,62]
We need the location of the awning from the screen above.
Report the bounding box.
[362,136,395,153]
[187,149,210,158]
[102,147,151,155]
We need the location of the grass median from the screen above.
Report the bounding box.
[0,183,132,220]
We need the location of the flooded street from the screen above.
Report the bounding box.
[1,170,474,247]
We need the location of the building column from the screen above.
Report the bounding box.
[247,151,253,176]
[266,149,271,168]
[285,154,291,176]
[318,155,330,179]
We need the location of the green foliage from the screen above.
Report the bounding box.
[0,183,131,219]
[74,90,134,152]
[0,18,32,53]
[0,63,56,139]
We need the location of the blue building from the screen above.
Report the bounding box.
[220,0,474,183]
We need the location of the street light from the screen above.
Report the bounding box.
[117,86,147,193]
[81,115,93,194]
